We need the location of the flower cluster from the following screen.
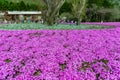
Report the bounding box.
[0,24,120,79]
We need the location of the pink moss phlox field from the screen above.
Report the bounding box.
[0,26,120,79]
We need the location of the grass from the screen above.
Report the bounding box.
[0,23,114,30]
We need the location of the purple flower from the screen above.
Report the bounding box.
[0,23,120,79]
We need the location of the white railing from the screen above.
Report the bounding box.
[7,11,42,15]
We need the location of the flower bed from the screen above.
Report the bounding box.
[0,28,120,79]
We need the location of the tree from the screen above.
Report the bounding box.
[59,2,72,15]
[42,0,65,26]
[19,1,26,11]
[68,0,87,25]
[86,0,115,22]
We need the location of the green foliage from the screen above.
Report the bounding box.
[86,0,120,22]
[60,12,73,20]
[87,0,114,8]
[0,0,40,11]
[19,1,26,10]
[4,59,12,63]
[0,23,113,30]
[61,0,120,22]
[0,0,120,22]
[33,70,41,76]
[59,62,67,70]
[59,2,72,15]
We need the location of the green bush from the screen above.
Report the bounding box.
[0,1,40,11]
[0,23,114,30]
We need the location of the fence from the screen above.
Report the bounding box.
[0,11,43,24]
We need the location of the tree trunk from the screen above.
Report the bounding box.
[77,18,82,25]
[46,16,55,26]
[78,0,86,25]
[42,0,65,26]
[72,0,86,25]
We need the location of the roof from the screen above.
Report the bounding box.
[7,11,42,15]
